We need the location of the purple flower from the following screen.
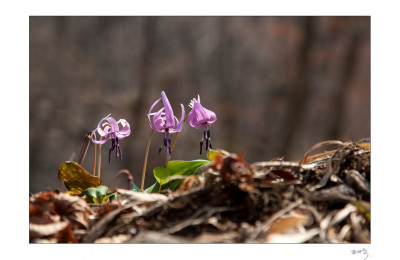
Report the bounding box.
[148,91,185,158]
[91,114,131,163]
[188,95,217,154]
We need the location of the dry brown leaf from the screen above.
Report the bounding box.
[175,175,202,194]
[30,221,69,238]
[301,140,344,164]
[266,209,312,235]
[52,192,93,229]
[117,189,168,204]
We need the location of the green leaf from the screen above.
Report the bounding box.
[144,182,160,193]
[109,194,123,202]
[83,185,112,204]
[130,182,141,192]
[166,160,209,176]
[167,160,209,191]
[153,167,170,187]
[148,160,210,193]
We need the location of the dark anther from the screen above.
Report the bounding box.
[163,138,167,147]
[168,138,171,145]
[109,138,116,163]
[206,138,209,151]
[168,147,172,155]
[207,130,211,138]
[158,146,162,155]
[203,130,207,138]
[110,138,116,150]
[200,141,203,155]
[115,138,120,158]
[209,140,212,149]
[118,145,122,160]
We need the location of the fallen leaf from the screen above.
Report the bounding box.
[117,189,168,204]
[58,161,101,194]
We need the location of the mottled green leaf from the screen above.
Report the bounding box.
[58,161,101,194]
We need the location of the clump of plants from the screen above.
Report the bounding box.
[57,91,217,203]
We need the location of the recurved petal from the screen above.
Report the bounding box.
[148,97,161,115]
[161,91,175,128]
[91,132,110,144]
[116,119,131,138]
[96,114,112,136]
[106,116,120,132]
[152,108,166,132]
[171,104,185,133]
[148,97,161,128]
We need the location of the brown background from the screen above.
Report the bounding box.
[29,16,370,193]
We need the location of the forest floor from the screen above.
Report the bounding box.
[29,139,370,243]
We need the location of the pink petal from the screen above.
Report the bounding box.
[148,97,161,129]
[188,101,216,129]
[116,119,131,139]
[91,132,110,144]
[152,108,166,132]
[161,91,175,128]
[170,104,185,133]
[96,114,112,136]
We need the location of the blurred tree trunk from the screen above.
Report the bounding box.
[330,31,360,139]
[281,17,314,156]
[131,17,158,130]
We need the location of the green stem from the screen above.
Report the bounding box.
[141,129,154,191]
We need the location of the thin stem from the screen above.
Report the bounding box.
[141,129,154,191]
[97,136,103,179]
[92,132,97,176]
[164,114,189,168]
[77,131,92,165]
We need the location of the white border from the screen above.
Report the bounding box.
[2,0,399,259]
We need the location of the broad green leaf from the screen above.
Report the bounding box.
[166,160,208,191]
[148,160,210,192]
[58,161,101,194]
[166,160,209,176]
[153,167,170,187]
[130,182,141,192]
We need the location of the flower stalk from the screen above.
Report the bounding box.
[92,132,97,176]
[97,136,102,178]
[141,129,154,191]
[164,113,189,168]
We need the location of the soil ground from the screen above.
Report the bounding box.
[29,140,370,243]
